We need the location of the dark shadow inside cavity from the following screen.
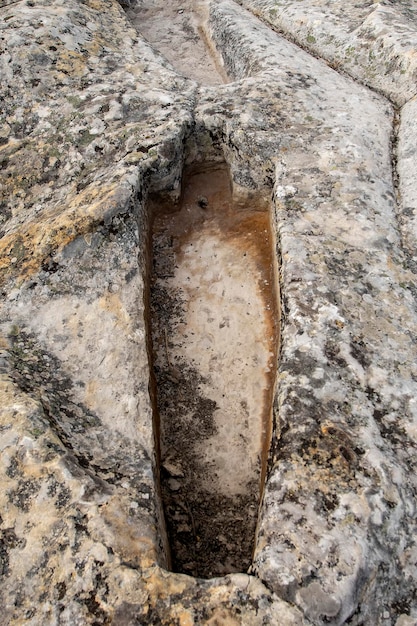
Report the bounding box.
[148,161,278,578]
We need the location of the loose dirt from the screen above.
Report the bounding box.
[149,165,279,577]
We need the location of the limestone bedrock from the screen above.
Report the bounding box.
[1,0,417,624]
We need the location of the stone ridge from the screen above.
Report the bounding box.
[236,0,417,106]
[1,0,417,624]
[207,2,417,624]
[235,0,417,266]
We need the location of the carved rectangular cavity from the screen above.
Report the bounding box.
[148,162,279,578]
[125,0,228,85]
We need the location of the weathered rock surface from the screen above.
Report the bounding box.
[125,0,228,86]
[1,0,417,624]
[236,0,417,105]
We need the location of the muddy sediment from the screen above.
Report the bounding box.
[149,164,279,577]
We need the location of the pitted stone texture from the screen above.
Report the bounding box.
[207,2,417,623]
[0,379,307,625]
[222,1,417,273]
[0,209,305,624]
[6,215,152,446]
[207,0,396,224]
[398,96,417,260]
[2,0,417,624]
[0,0,194,287]
[236,0,417,105]
[0,0,306,624]
[0,377,162,624]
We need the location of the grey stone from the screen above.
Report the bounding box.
[1,0,417,623]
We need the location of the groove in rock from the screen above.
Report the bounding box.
[148,161,279,578]
[125,0,228,85]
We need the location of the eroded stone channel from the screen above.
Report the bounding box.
[126,0,228,85]
[149,163,279,577]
